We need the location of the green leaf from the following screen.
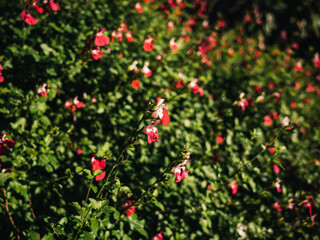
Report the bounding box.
[40,43,53,56]
[91,218,99,233]
[0,173,9,187]
[83,231,95,240]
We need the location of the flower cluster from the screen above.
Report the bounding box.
[65,97,84,121]
[142,99,170,144]
[21,0,60,25]
[91,23,135,60]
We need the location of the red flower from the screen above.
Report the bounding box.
[307,84,315,93]
[92,48,103,60]
[273,200,282,212]
[176,80,184,88]
[273,164,280,174]
[142,120,161,144]
[91,155,106,181]
[95,30,110,46]
[216,135,224,144]
[126,32,134,42]
[142,62,152,77]
[49,0,61,11]
[264,115,273,126]
[169,38,178,51]
[21,9,37,25]
[135,2,143,13]
[269,147,275,154]
[131,80,140,89]
[77,149,82,155]
[143,37,154,52]
[229,180,238,195]
[152,231,164,240]
[33,2,44,14]
[161,109,170,126]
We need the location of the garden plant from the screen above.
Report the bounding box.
[0,0,319,239]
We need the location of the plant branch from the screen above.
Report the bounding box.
[2,188,22,240]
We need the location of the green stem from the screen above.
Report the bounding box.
[81,179,94,220]
[74,107,150,240]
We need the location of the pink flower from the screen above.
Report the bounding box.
[229,180,238,195]
[237,92,249,111]
[91,48,103,60]
[77,149,82,155]
[0,63,4,83]
[268,82,274,90]
[275,179,282,193]
[188,78,201,95]
[151,99,170,126]
[273,164,280,174]
[122,200,136,218]
[91,154,106,181]
[273,200,282,212]
[143,120,161,144]
[73,97,84,109]
[95,30,110,46]
[32,2,44,14]
[152,231,164,240]
[117,31,123,42]
[135,2,143,13]
[216,135,223,144]
[21,9,37,25]
[264,115,273,126]
[302,197,314,217]
[169,38,178,51]
[143,37,154,52]
[49,0,61,11]
[142,62,152,78]
[307,83,315,93]
[172,160,190,183]
[293,61,303,72]
[37,83,48,97]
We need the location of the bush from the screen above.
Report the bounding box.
[0,0,319,239]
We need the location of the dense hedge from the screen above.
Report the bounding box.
[0,0,319,239]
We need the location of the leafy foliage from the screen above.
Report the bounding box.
[0,0,319,239]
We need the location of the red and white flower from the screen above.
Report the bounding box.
[172,159,190,183]
[94,30,110,46]
[37,83,48,97]
[91,154,106,181]
[143,37,154,52]
[151,99,170,126]
[142,120,161,144]
[142,62,152,78]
